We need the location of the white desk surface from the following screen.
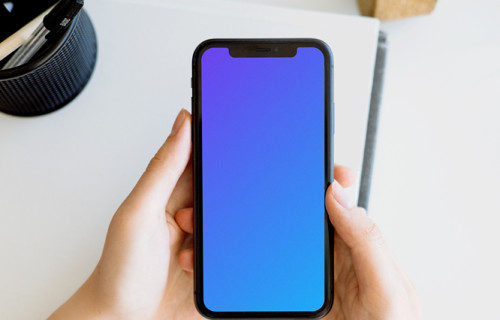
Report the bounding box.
[374,1,500,319]
[248,0,500,319]
[5,0,499,318]
[0,0,380,318]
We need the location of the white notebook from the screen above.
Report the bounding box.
[0,0,380,318]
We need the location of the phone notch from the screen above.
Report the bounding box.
[229,43,297,58]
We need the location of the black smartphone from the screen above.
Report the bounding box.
[192,39,334,318]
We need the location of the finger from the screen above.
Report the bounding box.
[178,247,194,273]
[333,232,353,299]
[325,182,394,291]
[128,109,192,211]
[333,164,357,188]
[333,232,352,282]
[165,159,193,215]
[175,208,194,234]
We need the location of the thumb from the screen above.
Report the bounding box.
[126,109,192,211]
[326,181,393,290]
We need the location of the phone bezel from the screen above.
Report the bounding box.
[192,38,334,319]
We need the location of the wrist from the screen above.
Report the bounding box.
[48,275,114,320]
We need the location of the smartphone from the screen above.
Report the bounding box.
[192,39,334,318]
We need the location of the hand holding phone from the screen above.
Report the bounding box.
[47,109,421,320]
[47,39,421,320]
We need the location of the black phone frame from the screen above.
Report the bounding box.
[192,38,334,319]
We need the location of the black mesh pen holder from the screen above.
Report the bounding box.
[0,9,97,116]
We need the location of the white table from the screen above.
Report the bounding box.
[373,1,500,319]
[0,0,380,318]
[2,0,498,318]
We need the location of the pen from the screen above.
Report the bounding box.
[2,0,84,70]
[0,6,54,62]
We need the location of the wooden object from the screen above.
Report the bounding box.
[358,0,437,21]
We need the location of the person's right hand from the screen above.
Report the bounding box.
[324,179,422,320]
[176,165,422,320]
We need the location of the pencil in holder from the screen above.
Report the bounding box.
[0,9,97,116]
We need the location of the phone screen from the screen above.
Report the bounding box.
[200,45,328,312]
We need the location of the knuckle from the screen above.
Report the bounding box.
[145,136,177,173]
[355,206,367,216]
[145,153,163,173]
[363,222,385,245]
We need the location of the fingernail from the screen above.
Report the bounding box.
[331,180,352,208]
[171,109,186,135]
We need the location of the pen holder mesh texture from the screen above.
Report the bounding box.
[0,9,97,116]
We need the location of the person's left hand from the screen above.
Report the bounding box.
[49,109,200,320]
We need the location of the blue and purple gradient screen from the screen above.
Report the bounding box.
[201,47,325,312]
